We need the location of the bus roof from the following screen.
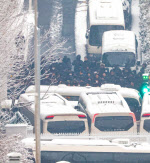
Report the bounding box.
[25,85,102,96]
[22,138,150,153]
[80,92,131,115]
[18,93,86,120]
[102,30,136,54]
[25,84,140,103]
[89,0,124,27]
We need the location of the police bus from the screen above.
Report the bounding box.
[86,0,125,57]
[23,137,150,162]
[101,30,140,72]
[18,93,89,135]
[78,92,137,134]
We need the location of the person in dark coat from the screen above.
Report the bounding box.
[99,63,106,77]
[93,79,101,87]
[83,56,91,71]
[108,70,118,84]
[140,63,147,74]
[100,72,109,84]
[62,56,72,71]
[122,65,132,78]
[111,65,122,77]
[72,55,83,73]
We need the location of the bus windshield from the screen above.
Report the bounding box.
[95,116,134,131]
[89,25,124,46]
[102,52,135,67]
[47,121,85,134]
[41,151,150,162]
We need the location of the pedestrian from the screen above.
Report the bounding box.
[100,72,109,84]
[72,55,83,73]
[99,63,106,77]
[108,70,118,84]
[111,65,122,77]
[140,63,147,74]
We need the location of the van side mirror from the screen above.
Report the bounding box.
[85,33,88,39]
[85,29,89,39]
[137,61,140,66]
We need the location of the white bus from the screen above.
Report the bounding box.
[25,84,142,120]
[101,30,140,72]
[86,0,125,57]
[78,92,137,134]
[23,138,150,162]
[140,92,150,133]
[18,93,89,135]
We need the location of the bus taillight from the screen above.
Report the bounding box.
[142,113,150,117]
[45,115,54,119]
[78,115,86,118]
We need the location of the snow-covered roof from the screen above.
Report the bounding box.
[80,92,131,116]
[25,84,102,96]
[22,138,150,153]
[25,84,140,103]
[18,93,86,120]
[33,103,85,120]
[119,88,140,101]
[89,0,124,27]
[101,84,140,103]
[102,30,136,54]
[19,93,67,105]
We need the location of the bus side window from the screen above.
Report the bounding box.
[124,98,141,121]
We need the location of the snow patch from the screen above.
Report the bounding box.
[75,0,87,60]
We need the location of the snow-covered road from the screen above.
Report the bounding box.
[131,0,141,63]
[75,0,87,61]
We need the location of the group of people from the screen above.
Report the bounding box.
[41,55,146,91]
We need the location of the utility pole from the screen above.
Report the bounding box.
[29,0,32,11]
[34,0,41,162]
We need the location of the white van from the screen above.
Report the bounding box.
[78,92,137,134]
[86,0,125,57]
[101,30,140,71]
[140,92,150,133]
[18,93,89,135]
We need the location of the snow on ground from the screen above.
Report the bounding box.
[23,11,34,61]
[75,0,87,61]
[139,1,150,72]
[49,0,63,44]
[131,0,141,63]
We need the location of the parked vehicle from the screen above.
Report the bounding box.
[18,93,89,135]
[78,92,137,134]
[86,0,125,57]
[22,138,150,163]
[101,30,140,72]
[140,92,150,133]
